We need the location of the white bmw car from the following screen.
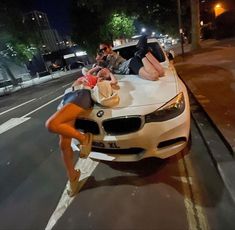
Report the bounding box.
[71,38,190,161]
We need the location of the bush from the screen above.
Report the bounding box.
[201,25,214,39]
[215,10,235,39]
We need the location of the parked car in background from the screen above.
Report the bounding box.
[61,38,190,162]
[68,61,85,70]
[48,63,63,73]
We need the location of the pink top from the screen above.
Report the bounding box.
[75,74,98,88]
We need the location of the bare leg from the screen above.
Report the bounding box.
[59,134,80,181]
[138,57,160,81]
[59,134,81,196]
[45,103,91,144]
[46,103,92,196]
[145,52,164,77]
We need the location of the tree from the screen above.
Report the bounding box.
[102,13,135,41]
[71,0,179,54]
[190,0,201,50]
[0,1,38,84]
[135,0,178,36]
[0,32,37,85]
[1,32,36,62]
[70,1,105,54]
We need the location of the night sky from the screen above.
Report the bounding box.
[27,0,72,36]
[21,0,235,37]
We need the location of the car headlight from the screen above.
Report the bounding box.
[145,92,185,122]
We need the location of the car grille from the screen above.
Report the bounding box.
[102,116,143,135]
[75,116,143,136]
[75,119,100,135]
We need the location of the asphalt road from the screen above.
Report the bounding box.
[0,73,235,230]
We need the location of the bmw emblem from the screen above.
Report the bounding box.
[97,110,104,118]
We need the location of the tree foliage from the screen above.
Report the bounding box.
[71,0,179,54]
[0,0,38,63]
[70,1,104,54]
[0,0,38,83]
[102,13,135,40]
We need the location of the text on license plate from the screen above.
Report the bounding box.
[92,141,120,149]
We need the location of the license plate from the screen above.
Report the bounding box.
[92,141,120,149]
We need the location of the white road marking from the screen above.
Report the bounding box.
[178,153,209,230]
[172,176,193,185]
[0,95,63,135]
[1,83,95,228]
[0,98,36,116]
[0,117,31,134]
[21,95,63,118]
[45,157,99,230]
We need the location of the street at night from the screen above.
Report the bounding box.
[0,59,235,229]
[1,0,235,229]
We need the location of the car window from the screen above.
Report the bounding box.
[114,42,166,63]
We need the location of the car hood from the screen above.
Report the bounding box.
[96,69,179,109]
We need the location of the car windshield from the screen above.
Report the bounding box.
[114,42,166,63]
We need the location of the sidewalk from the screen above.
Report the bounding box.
[174,38,235,154]
[174,38,235,202]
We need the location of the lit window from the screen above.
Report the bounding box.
[75,51,87,56]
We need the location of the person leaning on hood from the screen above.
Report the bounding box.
[45,66,117,197]
[98,36,164,81]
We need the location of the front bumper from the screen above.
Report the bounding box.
[73,101,190,161]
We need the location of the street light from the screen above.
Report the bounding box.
[141,28,146,33]
[214,3,225,17]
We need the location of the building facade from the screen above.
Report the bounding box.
[23,11,65,53]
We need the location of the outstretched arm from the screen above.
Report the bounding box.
[97,68,117,84]
[72,76,88,88]
[109,72,118,85]
[87,66,102,75]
